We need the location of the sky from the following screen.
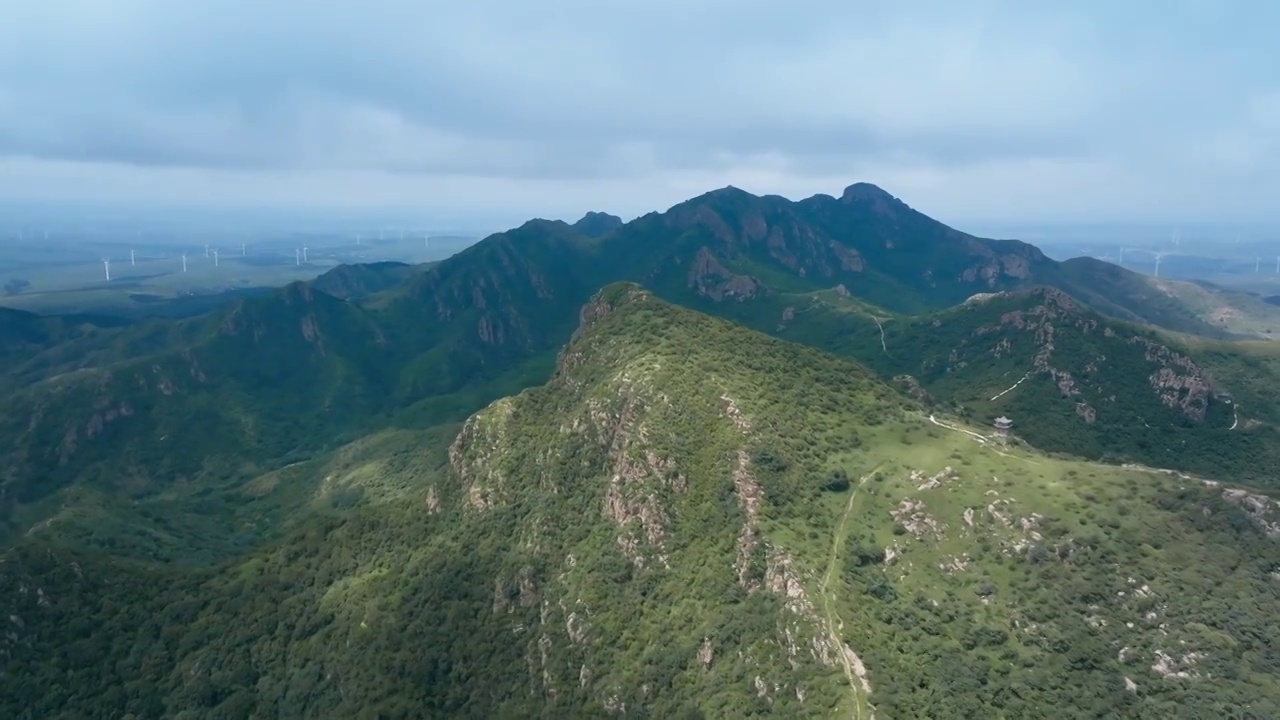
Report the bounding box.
[1,0,1277,228]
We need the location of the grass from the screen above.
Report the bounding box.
[819,466,883,720]
[1149,277,1280,338]
[5,284,1280,719]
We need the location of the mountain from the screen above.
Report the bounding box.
[1044,257,1249,338]
[572,210,624,238]
[1146,276,1280,338]
[600,184,1238,339]
[5,181,1280,546]
[0,306,128,350]
[309,260,421,301]
[4,285,1280,718]
[587,183,1052,315]
[0,281,400,540]
[701,284,1280,485]
[0,220,594,548]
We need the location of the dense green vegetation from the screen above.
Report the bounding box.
[309,260,423,301]
[6,181,1271,530]
[6,181,1280,718]
[5,285,1280,719]
[746,288,1280,486]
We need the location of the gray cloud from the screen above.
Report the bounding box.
[0,0,1277,221]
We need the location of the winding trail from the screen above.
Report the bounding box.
[927,414,1036,463]
[820,467,881,720]
[928,414,989,443]
[869,316,888,355]
[989,372,1031,401]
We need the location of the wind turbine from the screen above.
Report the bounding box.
[102,258,111,281]
[1153,252,1166,278]
[241,242,246,257]
[1256,257,1262,274]
[295,248,301,266]
[424,233,430,247]
[1118,247,1125,264]
[213,248,219,267]
[302,246,309,263]
[356,233,362,246]
[181,253,187,273]
[204,244,210,258]
[130,248,136,266]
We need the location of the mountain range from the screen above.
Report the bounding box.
[3,182,1280,718]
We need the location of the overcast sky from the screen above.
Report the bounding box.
[1,0,1277,227]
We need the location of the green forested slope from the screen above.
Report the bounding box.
[6,182,1269,543]
[4,285,1279,719]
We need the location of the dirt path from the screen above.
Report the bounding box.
[928,414,989,442]
[820,468,880,720]
[869,316,888,355]
[927,414,1037,463]
[989,372,1030,401]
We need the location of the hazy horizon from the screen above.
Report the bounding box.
[3,196,1279,249]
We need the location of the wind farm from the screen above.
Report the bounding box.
[0,225,479,317]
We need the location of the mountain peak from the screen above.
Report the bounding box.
[964,285,1084,314]
[557,282,652,378]
[840,182,897,204]
[574,282,649,335]
[571,211,623,238]
[696,185,757,203]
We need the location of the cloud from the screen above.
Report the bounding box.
[0,0,1277,222]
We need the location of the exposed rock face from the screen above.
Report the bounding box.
[572,211,623,238]
[558,285,650,377]
[957,237,1038,287]
[449,398,516,510]
[912,466,958,491]
[840,182,901,218]
[686,247,762,302]
[1152,649,1204,680]
[1128,337,1213,421]
[719,394,764,590]
[660,182,1052,298]
[829,242,865,272]
[697,637,714,669]
[1221,489,1280,538]
[1075,403,1097,423]
[892,375,934,405]
[964,288,1217,423]
[891,498,942,539]
[448,288,889,712]
[455,299,684,568]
